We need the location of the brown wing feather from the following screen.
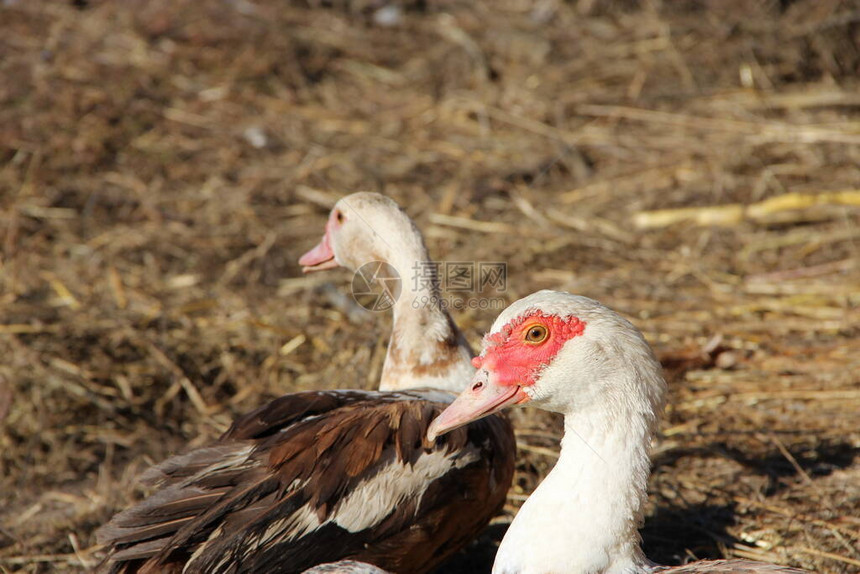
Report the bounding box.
[97,390,515,574]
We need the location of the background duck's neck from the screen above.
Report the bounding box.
[494,401,656,574]
[378,249,474,394]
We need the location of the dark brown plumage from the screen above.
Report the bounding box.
[97,389,515,574]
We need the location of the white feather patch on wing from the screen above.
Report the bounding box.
[260,503,322,544]
[331,447,480,532]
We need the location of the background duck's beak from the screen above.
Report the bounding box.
[427,370,526,442]
[299,233,338,272]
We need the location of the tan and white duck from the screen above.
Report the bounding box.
[299,192,475,393]
[428,290,808,574]
[96,193,515,574]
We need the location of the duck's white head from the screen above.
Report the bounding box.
[428,290,666,439]
[427,291,668,574]
[299,192,474,394]
[299,192,429,280]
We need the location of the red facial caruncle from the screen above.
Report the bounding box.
[426,310,587,442]
[473,311,586,389]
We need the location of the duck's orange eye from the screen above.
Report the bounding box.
[524,324,548,344]
[335,210,345,223]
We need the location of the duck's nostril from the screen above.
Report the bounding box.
[472,381,483,391]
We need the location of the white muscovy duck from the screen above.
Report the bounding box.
[96,193,515,573]
[428,290,808,574]
[299,192,475,392]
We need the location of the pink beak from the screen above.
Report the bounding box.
[299,232,338,273]
[427,369,529,442]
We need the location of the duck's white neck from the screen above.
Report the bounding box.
[378,248,474,394]
[494,394,657,574]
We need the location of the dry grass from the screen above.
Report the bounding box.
[1,0,859,572]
